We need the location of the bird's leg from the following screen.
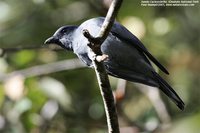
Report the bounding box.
[89,49,109,63]
[96,54,109,62]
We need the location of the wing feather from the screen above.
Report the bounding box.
[111,22,169,74]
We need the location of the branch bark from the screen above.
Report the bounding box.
[83,0,123,133]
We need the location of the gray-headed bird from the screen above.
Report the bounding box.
[45,17,184,110]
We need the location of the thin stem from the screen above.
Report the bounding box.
[83,0,123,132]
[93,60,119,133]
[98,0,123,40]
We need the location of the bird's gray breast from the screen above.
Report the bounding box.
[72,27,98,67]
[72,20,102,66]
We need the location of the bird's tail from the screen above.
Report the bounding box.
[152,71,185,110]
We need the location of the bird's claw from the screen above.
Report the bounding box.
[96,54,109,62]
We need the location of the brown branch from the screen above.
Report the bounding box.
[83,0,123,133]
[0,59,85,82]
[97,0,122,40]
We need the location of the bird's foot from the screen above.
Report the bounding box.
[96,54,109,62]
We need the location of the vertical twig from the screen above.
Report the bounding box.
[93,60,119,133]
[83,0,123,132]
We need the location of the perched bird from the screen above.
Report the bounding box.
[45,17,184,110]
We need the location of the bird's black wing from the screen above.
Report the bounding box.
[152,71,184,110]
[110,22,169,75]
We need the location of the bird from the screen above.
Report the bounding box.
[44,17,184,110]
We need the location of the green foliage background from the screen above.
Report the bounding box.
[0,0,200,133]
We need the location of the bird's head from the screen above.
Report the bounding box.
[44,26,77,51]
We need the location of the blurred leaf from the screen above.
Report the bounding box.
[9,50,36,68]
[14,98,32,115]
[39,77,72,111]
[40,100,58,120]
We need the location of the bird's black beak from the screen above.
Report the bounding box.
[44,36,61,45]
